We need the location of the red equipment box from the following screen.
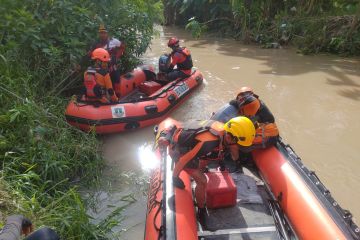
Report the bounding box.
[139,81,162,96]
[205,170,237,209]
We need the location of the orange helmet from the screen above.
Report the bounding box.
[237,86,253,97]
[168,37,179,47]
[91,48,110,62]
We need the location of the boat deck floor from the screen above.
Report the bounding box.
[119,89,148,102]
[198,166,280,240]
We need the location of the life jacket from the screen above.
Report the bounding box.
[171,120,224,160]
[253,123,279,145]
[84,67,106,99]
[84,68,99,98]
[171,47,193,71]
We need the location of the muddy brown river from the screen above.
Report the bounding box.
[88,26,360,239]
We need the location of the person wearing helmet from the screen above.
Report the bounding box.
[157,117,255,228]
[88,24,126,84]
[165,37,193,81]
[229,86,279,151]
[83,48,118,103]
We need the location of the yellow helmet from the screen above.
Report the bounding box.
[223,116,255,146]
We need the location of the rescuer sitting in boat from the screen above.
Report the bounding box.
[0,215,59,240]
[88,24,125,84]
[229,86,279,152]
[162,37,193,81]
[157,117,255,228]
[83,48,118,103]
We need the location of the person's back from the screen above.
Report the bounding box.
[170,47,193,75]
[165,37,193,81]
[170,120,224,175]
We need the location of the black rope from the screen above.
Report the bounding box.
[153,199,163,232]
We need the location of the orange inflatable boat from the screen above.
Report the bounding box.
[144,117,360,240]
[65,67,203,134]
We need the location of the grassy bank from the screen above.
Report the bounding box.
[163,0,360,55]
[0,0,161,238]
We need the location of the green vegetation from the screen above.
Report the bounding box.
[163,0,360,55]
[0,0,161,239]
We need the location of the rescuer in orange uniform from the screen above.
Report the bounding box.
[83,48,118,103]
[230,86,279,151]
[166,37,193,81]
[157,117,255,227]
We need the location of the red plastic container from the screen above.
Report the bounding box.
[139,81,162,95]
[205,170,237,209]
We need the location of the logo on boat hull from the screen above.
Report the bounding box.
[111,105,126,118]
[174,82,189,98]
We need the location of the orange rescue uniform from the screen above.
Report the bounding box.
[84,67,118,103]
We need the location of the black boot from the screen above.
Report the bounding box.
[219,161,226,171]
[197,207,208,229]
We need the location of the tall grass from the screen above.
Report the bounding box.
[168,0,360,55]
[0,0,162,238]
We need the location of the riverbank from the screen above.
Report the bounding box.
[164,0,360,56]
[0,1,160,238]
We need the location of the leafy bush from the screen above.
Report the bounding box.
[0,0,161,238]
[164,0,360,55]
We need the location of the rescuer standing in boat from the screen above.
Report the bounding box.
[83,48,118,103]
[88,24,126,84]
[165,37,193,81]
[157,117,255,228]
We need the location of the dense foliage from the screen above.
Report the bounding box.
[163,0,360,55]
[0,0,160,239]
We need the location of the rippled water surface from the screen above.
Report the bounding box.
[89,26,360,239]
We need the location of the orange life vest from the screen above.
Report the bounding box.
[171,47,193,71]
[83,67,118,103]
[172,120,224,149]
[253,123,279,145]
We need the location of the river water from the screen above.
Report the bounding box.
[88,26,360,239]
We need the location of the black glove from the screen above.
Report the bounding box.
[2,215,33,239]
[22,217,32,229]
[219,161,226,171]
[172,176,185,189]
[229,99,239,108]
